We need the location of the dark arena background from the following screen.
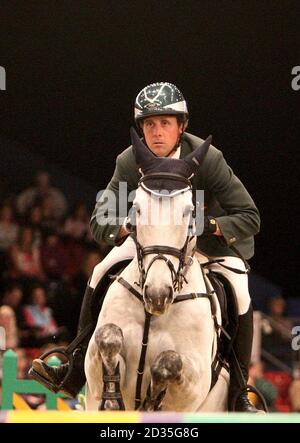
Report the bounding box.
[0,0,299,427]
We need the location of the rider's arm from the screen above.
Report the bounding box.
[90,147,138,246]
[203,148,260,246]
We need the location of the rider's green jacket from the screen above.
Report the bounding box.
[90,132,260,259]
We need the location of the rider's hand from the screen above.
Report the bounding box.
[124,216,135,233]
[115,218,132,245]
[202,216,222,237]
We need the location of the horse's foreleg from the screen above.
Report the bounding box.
[95,323,125,410]
[143,350,183,411]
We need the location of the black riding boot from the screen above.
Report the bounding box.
[228,304,263,412]
[29,284,95,398]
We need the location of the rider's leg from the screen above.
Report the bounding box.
[29,236,136,398]
[208,256,262,412]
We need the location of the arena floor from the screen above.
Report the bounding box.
[1,411,300,423]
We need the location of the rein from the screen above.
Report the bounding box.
[115,275,215,410]
[132,233,194,292]
[124,172,211,408]
[132,173,196,292]
[119,171,230,410]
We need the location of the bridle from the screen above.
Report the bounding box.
[115,170,232,411]
[132,172,196,292]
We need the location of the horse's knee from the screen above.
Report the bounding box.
[152,350,183,384]
[95,323,123,357]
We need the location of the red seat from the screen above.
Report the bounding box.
[25,347,42,360]
[265,371,292,412]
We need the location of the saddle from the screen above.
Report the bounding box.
[92,259,133,318]
[87,258,239,397]
[205,270,239,389]
[96,260,239,374]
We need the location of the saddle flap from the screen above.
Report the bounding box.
[207,271,239,359]
[207,271,229,328]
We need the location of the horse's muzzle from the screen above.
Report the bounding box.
[144,285,174,315]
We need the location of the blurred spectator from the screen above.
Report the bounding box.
[0,305,19,349]
[63,202,92,242]
[39,195,60,232]
[0,203,19,251]
[9,226,45,282]
[289,355,300,412]
[16,170,68,220]
[289,379,300,412]
[63,237,87,280]
[267,295,293,330]
[0,282,24,325]
[66,249,103,337]
[261,295,293,370]
[72,249,103,295]
[22,285,68,347]
[0,283,24,349]
[248,361,278,411]
[25,205,43,246]
[16,348,30,379]
[40,230,68,280]
[0,204,20,285]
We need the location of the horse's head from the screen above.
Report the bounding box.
[130,128,211,316]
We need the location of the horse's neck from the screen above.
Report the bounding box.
[121,257,140,282]
[180,259,207,294]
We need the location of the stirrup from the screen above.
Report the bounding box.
[29,346,75,393]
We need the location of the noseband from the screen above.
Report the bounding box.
[132,173,195,292]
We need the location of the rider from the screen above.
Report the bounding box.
[30,82,261,412]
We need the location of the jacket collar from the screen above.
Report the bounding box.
[180,132,202,158]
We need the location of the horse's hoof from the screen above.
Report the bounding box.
[99,400,124,411]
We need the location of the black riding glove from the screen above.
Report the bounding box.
[125,216,135,233]
[202,216,217,237]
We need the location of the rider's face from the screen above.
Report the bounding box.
[142,115,184,157]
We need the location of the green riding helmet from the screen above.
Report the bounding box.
[134,82,189,128]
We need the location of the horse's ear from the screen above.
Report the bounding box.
[184,135,212,172]
[130,126,157,169]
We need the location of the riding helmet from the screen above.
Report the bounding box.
[134,82,189,127]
